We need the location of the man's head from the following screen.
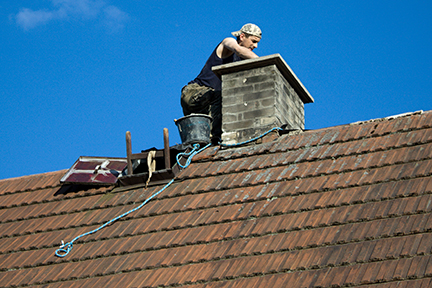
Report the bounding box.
[231,23,262,39]
[232,23,262,51]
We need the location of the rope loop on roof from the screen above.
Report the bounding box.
[55,241,73,257]
[55,178,175,258]
[176,142,212,169]
[219,127,283,147]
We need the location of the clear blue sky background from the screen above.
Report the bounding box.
[1,1,431,180]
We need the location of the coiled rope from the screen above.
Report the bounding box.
[176,143,212,169]
[55,127,281,257]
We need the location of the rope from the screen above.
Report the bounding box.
[176,142,212,169]
[219,127,282,147]
[55,178,174,258]
[55,142,213,258]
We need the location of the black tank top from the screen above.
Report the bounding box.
[190,43,242,91]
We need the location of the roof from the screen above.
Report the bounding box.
[1,110,431,287]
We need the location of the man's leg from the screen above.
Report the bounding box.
[181,83,221,143]
[181,83,213,115]
[209,90,222,143]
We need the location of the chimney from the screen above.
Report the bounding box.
[212,54,314,145]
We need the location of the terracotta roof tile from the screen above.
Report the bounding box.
[378,260,401,284]
[392,257,413,280]
[420,256,432,283]
[407,254,430,279]
[417,278,432,288]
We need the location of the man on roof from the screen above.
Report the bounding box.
[181,23,262,144]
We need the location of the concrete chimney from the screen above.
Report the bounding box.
[212,54,314,145]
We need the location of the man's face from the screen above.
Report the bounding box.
[239,34,261,51]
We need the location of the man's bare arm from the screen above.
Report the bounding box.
[219,37,259,59]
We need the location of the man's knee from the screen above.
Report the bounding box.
[181,83,214,114]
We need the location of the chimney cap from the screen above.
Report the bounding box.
[213,53,314,104]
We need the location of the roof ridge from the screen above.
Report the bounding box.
[349,110,424,125]
[0,169,67,195]
[0,169,67,182]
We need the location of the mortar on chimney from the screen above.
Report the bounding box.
[212,54,314,145]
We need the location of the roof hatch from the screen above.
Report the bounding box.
[60,156,127,185]
[60,128,189,188]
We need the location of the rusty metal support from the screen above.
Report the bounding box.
[163,128,170,169]
[126,131,133,175]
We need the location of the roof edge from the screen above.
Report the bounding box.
[350,110,424,125]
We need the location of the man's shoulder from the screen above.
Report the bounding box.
[217,37,237,58]
[220,37,237,46]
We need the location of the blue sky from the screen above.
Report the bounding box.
[1,0,431,180]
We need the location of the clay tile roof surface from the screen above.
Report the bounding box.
[1,110,432,287]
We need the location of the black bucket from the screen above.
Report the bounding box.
[175,114,212,145]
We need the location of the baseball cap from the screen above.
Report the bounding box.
[231,23,262,39]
